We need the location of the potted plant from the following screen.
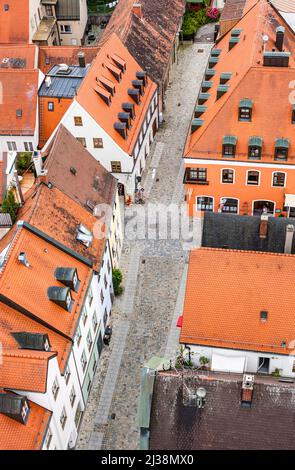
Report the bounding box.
[199,356,210,370]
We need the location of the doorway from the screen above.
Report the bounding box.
[258,357,270,374]
[253,200,275,216]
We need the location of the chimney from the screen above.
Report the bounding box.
[275,26,285,52]
[259,215,268,239]
[284,224,295,254]
[78,51,86,68]
[18,252,30,267]
[241,374,254,407]
[132,3,142,19]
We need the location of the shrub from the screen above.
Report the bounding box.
[199,356,209,366]
[2,189,19,223]
[112,268,123,296]
[16,152,32,174]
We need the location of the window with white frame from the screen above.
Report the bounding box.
[197,196,214,212]
[222,169,234,184]
[75,325,82,346]
[247,170,260,185]
[272,172,285,187]
[60,407,67,429]
[24,142,33,152]
[82,306,88,325]
[52,377,59,400]
[103,308,108,327]
[44,428,53,449]
[60,24,72,33]
[92,311,98,332]
[7,141,17,151]
[64,365,71,385]
[70,386,76,407]
[100,289,104,304]
[81,350,87,372]
[86,329,93,352]
[88,286,93,307]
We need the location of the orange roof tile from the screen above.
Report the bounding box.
[185,0,295,162]
[76,33,157,154]
[0,300,71,372]
[0,225,92,339]
[0,44,37,69]
[0,395,51,450]
[0,0,29,43]
[0,350,55,393]
[0,70,39,135]
[180,248,295,354]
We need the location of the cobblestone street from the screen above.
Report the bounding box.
[77,41,212,451]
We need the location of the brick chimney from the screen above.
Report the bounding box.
[132,3,142,19]
[284,224,295,254]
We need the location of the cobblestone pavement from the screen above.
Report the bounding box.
[77,42,212,451]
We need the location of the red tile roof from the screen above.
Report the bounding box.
[181,248,295,354]
[0,394,51,450]
[38,45,99,74]
[76,33,157,154]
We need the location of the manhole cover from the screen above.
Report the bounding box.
[198,49,204,53]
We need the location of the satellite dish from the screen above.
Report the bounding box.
[262,35,269,43]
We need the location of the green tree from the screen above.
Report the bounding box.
[2,189,19,223]
[16,152,32,174]
[112,268,123,296]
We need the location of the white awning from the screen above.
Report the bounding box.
[285,194,295,207]
[211,353,246,373]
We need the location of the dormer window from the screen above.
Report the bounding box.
[55,267,80,292]
[48,286,73,312]
[275,138,289,161]
[223,136,237,158]
[12,332,51,352]
[239,99,253,121]
[0,394,30,424]
[248,137,262,160]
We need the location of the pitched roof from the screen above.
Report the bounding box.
[202,212,295,253]
[24,183,105,271]
[43,125,117,209]
[184,0,295,160]
[0,44,37,69]
[0,70,39,135]
[0,224,92,339]
[271,0,295,12]
[0,0,29,43]
[180,248,295,354]
[76,33,157,154]
[101,0,185,87]
[0,300,71,373]
[0,394,51,450]
[38,45,99,74]
[150,370,295,450]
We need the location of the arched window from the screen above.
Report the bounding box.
[247,170,260,185]
[197,196,214,212]
[273,172,286,187]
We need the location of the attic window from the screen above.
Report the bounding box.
[223,136,237,158]
[201,81,213,92]
[205,68,216,80]
[136,71,147,86]
[194,105,207,118]
[94,84,112,106]
[128,88,140,104]
[106,62,122,82]
[191,119,204,133]
[110,54,126,72]
[114,121,128,139]
[47,286,74,312]
[132,79,144,95]
[239,99,253,121]
[16,109,22,118]
[198,93,210,105]
[231,29,242,37]
[97,76,116,96]
[275,138,289,161]
[122,102,135,119]
[260,310,268,321]
[220,72,232,84]
[263,51,290,67]
[217,84,229,100]
[211,48,221,57]
[55,267,80,292]
[118,112,132,128]
[0,394,30,424]
[76,224,93,247]
[292,105,295,124]
[12,332,51,352]
[229,37,240,51]
[248,137,262,160]
[208,57,219,69]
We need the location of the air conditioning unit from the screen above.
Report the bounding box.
[242,374,255,390]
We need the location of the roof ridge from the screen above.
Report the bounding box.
[2,350,55,361]
[196,247,295,256]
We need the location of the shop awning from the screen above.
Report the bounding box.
[211,353,246,373]
[285,194,295,207]
[249,136,263,147]
[223,135,237,146]
[276,138,289,148]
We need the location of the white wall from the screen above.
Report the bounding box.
[188,344,295,378]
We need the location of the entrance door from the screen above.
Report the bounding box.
[289,207,295,218]
[152,118,158,138]
[258,357,270,374]
[253,201,275,216]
